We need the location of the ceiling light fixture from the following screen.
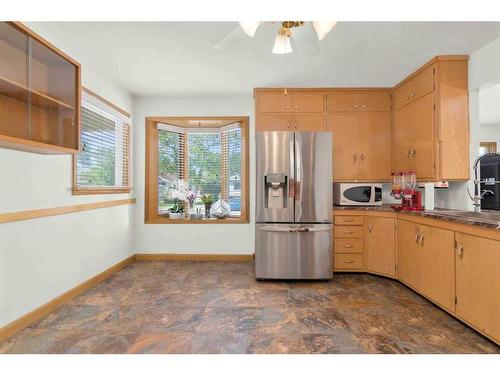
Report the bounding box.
[239,22,261,37]
[272,27,293,54]
[312,21,337,41]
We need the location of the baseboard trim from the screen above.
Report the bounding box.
[0,254,136,342]
[135,253,255,262]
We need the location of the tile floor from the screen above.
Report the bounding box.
[0,261,498,354]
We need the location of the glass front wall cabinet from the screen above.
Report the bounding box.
[0,22,80,154]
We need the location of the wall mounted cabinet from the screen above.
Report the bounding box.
[0,22,80,154]
[392,56,469,181]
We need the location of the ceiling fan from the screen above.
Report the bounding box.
[213,21,337,54]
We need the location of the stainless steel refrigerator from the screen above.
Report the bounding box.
[255,131,333,280]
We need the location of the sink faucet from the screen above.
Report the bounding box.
[468,152,500,213]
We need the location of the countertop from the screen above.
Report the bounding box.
[333,205,500,230]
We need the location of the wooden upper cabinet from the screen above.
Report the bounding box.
[293,113,326,131]
[358,113,392,180]
[256,90,324,113]
[393,92,435,180]
[0,22,80,154]
[327,113,360,180]
[365,217,396,277]
[256,91,292,112]
[327,112,391,181]
[393,65,434,110]
[256,113,291,131]
[291,92,324,112]
[327,90,391,112]
[455,233,500,342]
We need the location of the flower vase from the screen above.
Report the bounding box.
[205,204,211,218]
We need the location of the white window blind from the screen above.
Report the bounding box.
[76,91,130,189]
[157,123,242,216]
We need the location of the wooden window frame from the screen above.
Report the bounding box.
[72,87,131,195]
[145,116,249,224]
[480,142,497,154]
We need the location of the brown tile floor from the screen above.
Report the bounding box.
[1,261,499,354]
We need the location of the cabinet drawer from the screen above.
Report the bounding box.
[334,253,364,270]
[393,65,434,110]
[334,216,364,226]
[334,239,363,253]
[334,225,363,238]
[327,91,391,112]
[292,92,324,112]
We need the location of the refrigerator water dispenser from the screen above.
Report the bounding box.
[264,173,287,209]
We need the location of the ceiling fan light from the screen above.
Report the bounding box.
[272,31,293,54]
[312,21,337,40]
[239,22,261,37]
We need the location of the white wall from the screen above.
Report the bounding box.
[0,23,135,327]
[480,124,500,147]
[132,94,255,254]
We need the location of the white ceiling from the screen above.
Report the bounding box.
[39,22,500,96]
[480,82,500,125]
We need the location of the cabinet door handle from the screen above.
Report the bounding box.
[343,230,353,234]
[344,259,354,264]
[360,153,365,161]
[368,224,373,233]
[285,105,290,109]
[415,232,420,244]
[343,244,353,248]
[411,149,417,158]
[457,244,464,259]
[410,92,415,97]
[405,96,410,100]
[407,150,412,158]
[353,153,357,162]
[361,104,366,109]
[343,218,354,222]
[419,234,425,247]
[353,104,358,109]
[294,105,299,109]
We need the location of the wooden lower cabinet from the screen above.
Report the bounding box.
[333,214,364,272]
[397,219,455,312]
[418,225,455,312]
[365,217,396,277]
[455,233,500,343]
[396,219,421,289]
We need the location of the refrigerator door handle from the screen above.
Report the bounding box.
[288,139,295,198]
[295,138,302,201]
[258,225,331,233]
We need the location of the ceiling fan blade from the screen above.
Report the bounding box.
[290,25,321,57]
[213,24,246,50]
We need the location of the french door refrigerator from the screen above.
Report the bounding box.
[255,131,333,280]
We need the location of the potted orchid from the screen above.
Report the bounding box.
[167,180,194,219]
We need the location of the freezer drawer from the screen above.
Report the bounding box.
[255,223,332,280]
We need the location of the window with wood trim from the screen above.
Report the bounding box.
[73,89,131,194]
[145,117,249,223]
[480,142,497,156]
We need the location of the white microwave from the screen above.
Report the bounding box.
[333,183,383,206]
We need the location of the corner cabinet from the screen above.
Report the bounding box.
[392,57,469,181]
[0,22,80,154]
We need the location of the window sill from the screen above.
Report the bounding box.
[145,216,249,224]
[72,187,131,195]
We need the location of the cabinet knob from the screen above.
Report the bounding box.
[285,105,290,109]
[344,259,354,264]
[294,105,299,109]
[353,153,358,162]
[368,224,373,233]
[361,104,366,109]
[411,149,417,158]
[405,96,409,100]
[410,92,415,97]
[457,244,464,259]
[353,104,358,109]
[407,150,412,158]
[360,153,365,161]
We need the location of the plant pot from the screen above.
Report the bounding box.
[191,213,203,220]
[169,212,184,220]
